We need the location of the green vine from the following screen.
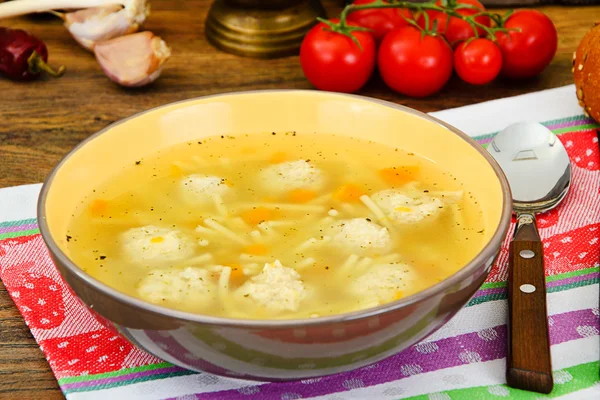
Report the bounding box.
[332,0,514,45]
[316,17,372,48]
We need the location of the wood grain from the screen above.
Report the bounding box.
[507,217,553,394]
[0,1,599,398]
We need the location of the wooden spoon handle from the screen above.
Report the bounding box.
[507,213,553,393]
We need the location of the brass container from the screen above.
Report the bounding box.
[205,0,327,58]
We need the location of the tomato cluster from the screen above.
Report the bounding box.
[299,0,558,97]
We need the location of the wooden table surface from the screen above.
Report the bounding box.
[0,0,598,398]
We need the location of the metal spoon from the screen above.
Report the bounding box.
[487,122,572,394]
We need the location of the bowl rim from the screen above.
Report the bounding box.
[37,89,512,328]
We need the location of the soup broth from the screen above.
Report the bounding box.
[66,132,486,319]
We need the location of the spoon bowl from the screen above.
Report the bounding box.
[490,122,571,213]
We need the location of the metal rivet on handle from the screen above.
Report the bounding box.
[520,250,535,259]
[520,284,536,293]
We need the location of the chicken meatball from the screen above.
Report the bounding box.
[328,218,392,256]
[237,260,307,312]
[258,160,324,195]
[120,225,195,266]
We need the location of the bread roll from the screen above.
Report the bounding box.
[573,22,600,122]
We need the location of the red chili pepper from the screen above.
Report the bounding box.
[0,27,65,81]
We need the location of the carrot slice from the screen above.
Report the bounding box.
[229,264,245,282]
[332,184,365,203]
[89,199,108,216]
[288,189,317,203]
[241,207,273,226]
[378,166,420,186]
[243,244,269,256]
[269,152,288,164]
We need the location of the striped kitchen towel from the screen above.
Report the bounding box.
[0,85,598,399]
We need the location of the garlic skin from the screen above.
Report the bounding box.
[64,1,149,51]
[94,31,171,87]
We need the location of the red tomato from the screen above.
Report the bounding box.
[378,26,453,97]
[454,38,502,85]
[495,10,557,79]
[347,0,412,43]
[418,0,491,46]
[300,20,376,93]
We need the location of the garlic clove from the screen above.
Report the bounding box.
[94,31,171,87]
[64,0,149,51]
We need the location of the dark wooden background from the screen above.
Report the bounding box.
[0,0,599,398]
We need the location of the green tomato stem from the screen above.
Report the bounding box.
[316,16,372,50]
[339,0,511,40]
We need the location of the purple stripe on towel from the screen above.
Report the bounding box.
[0,223,37,234]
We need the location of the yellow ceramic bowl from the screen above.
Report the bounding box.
[38,91,511,380]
